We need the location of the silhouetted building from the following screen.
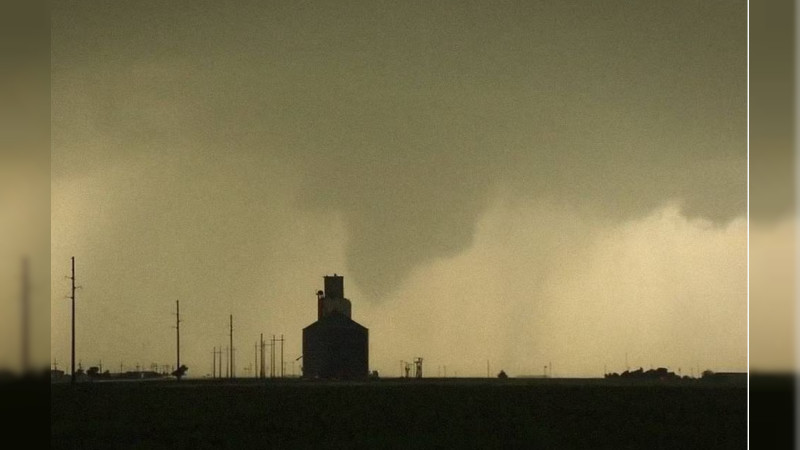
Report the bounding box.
[302,275,368,379]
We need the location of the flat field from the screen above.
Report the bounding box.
[51,378,745,448]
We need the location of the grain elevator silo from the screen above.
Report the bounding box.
[302,274,369,379]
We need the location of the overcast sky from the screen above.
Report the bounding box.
[49,0,746,377]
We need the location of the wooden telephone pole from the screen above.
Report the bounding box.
[69,257,76,385]
[175,300,182,380]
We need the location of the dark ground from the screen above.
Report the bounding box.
[51,377,746,449]
[749,373,795,449]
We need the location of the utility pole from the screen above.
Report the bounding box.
[175,300,181,380]
[280,334,285,378]
[213,347,216,378]
[21,258,30,374]
[229,315,234,379]
[69,256,76,385]
[271,335,275,378]
[218,346,222,379]
[254,342,258,379]
[260,333,265,379]
[487,360,490,378]
[266,337,275,378]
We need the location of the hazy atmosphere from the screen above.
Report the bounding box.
[49,1,746,378]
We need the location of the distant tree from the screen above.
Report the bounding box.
[172,365,188,380]
[497,370,508,379]
[87,366,100,378]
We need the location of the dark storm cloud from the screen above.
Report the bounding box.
[52,0,745,296]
